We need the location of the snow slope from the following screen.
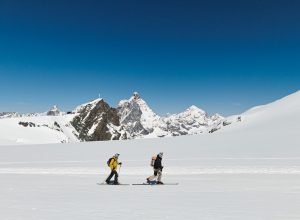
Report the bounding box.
[223,90,300,137]
[0,115,78,145]
[0,91,300,219]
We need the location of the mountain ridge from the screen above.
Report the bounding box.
[2,90,298,145]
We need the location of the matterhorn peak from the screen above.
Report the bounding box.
[128,92,143,103]
[117,92,161,137]
[133,92,140,100]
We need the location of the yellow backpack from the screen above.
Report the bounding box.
[107,157,114,167]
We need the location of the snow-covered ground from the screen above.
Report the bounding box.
[1,136,300,220]
[1,91,300,219]
[0,115,78,145]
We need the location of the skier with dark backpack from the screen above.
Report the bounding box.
[106,153,122,185]
[147,152,164,184]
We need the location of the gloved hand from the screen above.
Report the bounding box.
[119,162,122,165]
[160,166,164,171]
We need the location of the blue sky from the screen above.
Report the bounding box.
[0,0,300,116]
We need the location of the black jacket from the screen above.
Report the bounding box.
[154,155,163,170]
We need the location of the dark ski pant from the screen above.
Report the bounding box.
[106,170,118,183]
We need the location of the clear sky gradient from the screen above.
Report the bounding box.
[0,0,300,116]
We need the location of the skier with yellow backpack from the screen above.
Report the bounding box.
[105,153,122,185]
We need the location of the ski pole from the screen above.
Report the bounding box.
[119,164,122,175]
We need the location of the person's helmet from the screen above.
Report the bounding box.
[114,153,120,158]
[158,152,163,158]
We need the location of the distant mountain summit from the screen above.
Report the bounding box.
[162,105,222,136]
[118,92,161,138]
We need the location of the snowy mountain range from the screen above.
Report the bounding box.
[0,105,64,118]
[117,92,225,138]
[69,92,227,142]
[2,90,298,145]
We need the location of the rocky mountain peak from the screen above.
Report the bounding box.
[117,92,161,138]
[71,98,123,141]
[133,92,140,100]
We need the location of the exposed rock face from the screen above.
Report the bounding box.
[18,121,36,127]
[71,99,122,141]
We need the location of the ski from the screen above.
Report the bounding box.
[97,183,130,186]
[132,183,179,186]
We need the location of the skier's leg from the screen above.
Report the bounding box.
[113,170,119,184]
[157,170,162,182]
[106,170,114,183]
[148,169,158,181]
